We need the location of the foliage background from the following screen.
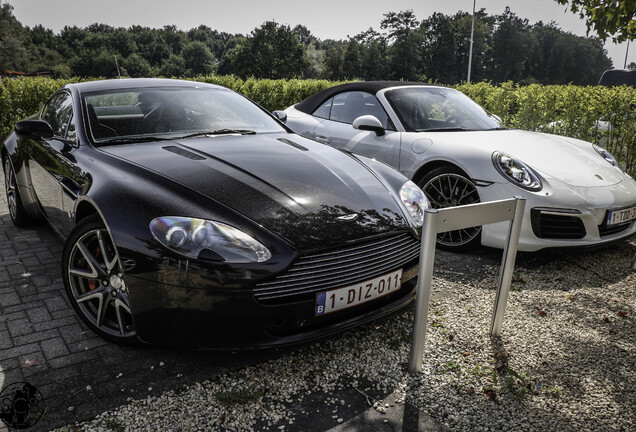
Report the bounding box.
[2,3,626,85]
[2,76,634,174]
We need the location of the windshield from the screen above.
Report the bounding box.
[385,87,502,132]
[82,87,285,145]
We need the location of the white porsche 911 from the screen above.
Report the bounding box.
[282,81,636,251]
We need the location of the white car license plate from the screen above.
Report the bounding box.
[315,269,403,316]
[606,205,636,226]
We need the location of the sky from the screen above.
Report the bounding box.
[8,0,634,69]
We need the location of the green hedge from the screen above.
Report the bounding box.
[192,75,339,111]
[2,76,634,174]
[0,76,339,140]
[457,82,636,173]
[0,77,78,141]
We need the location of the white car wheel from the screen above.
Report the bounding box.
[419,166,481,249]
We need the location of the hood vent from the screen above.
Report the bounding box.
[162,145,205,160]
[278,138,308,152]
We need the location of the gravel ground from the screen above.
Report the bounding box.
[53,241,636,432]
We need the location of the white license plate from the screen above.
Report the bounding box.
[606,205,636,226]
[315,269,403,316]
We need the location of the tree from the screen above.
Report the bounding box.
[182,41,216,76]
[0,3,32,71]
[555,0,635,43]
[230,21,308,79]
[28,24,69,76]
[159,25,187,54]
[528,21,609,84]
[187,25,232,64]
[0,3,619,83]
[381,10,423,80]
[354,28,388,80]
[421,13,458,83]
[321,43,345,80]
[122,53,152,77]
[528,22,563,84]
[491,8,536,83]
[71,48,121,78]
[303,43,325,78]
[129,25,169,67]
[444,10,494,84]
[341,40,363,79]
[158,53,186,77]
[293,25,315,46]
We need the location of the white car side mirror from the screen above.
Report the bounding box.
[352,115,385,136]
[272,110,287,123]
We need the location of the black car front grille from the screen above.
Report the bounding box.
[254,233,420,305]
[598,222,631,236]
[531,209,586,239]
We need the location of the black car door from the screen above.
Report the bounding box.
[27,91,80,237]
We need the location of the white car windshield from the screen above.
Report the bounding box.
[83,87,285,145]
[385,87,503,132]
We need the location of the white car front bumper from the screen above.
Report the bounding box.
[477,179,636,252]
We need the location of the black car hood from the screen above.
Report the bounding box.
[100,133,409,251]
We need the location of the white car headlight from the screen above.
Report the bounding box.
[150,217,271,263]
[400,180,429,226]
[493,152,542,191]
[593,144,618,167]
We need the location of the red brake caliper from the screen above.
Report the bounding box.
[87,247,101,290]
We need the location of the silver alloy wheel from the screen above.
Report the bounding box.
[421,173,481,247]
[4,158,18,220]
[67,227,135,338]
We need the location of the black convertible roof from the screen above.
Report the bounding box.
[294,81,429,114]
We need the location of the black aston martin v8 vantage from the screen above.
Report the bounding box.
[2,78,428,348]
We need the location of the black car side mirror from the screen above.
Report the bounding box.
[352,115,385,136]
[15,120,54,139]
[272,110,287,123]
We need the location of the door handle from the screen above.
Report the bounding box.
[314,135,330,144]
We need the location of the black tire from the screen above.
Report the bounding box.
[3,157,31,227]
[63,215,139,345]
[418,166,481,250]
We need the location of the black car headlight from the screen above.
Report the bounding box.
[593,144,618,167]
[400,180,429,226]
[149,217,271,263]
[493,152,542,191]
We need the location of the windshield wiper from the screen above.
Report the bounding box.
[486,127,507,131]
[416,127,474,132]
[179,129,257,139]
[97,136,172,145]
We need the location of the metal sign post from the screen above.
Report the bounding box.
[409,196,526,374]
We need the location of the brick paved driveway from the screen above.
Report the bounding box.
[0,164,286,431]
